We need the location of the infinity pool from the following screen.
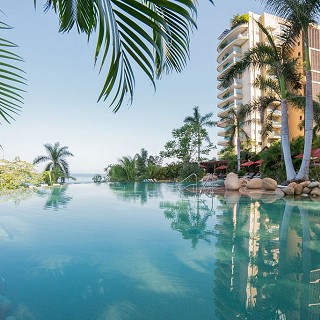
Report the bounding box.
[0,183,320,319]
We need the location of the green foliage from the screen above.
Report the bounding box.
[260,142,285,182]
[35,0,197,111]
[0,159,42,190]
[136,148,148,180]
[156,162,183,181]
[33,142,74,183]
[92,174,103,183]
[106,156,137,182]
[178,163,205,181]
[0,22,26,123]
[161,123,214,164]
[230,13,249,28]
[160,124,195,163]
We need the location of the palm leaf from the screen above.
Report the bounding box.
[0,22,26,123]
[40,0,197,111]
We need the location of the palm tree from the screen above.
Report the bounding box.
[33,142,74,183]
[218,105,251,172]
[184,106,215,162]
[0,22,26,123]
[220,21,301,181]
[107,155,137,182]
[260,0,320,179]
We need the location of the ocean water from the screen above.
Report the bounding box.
[69,173,105,184]
[0,183,320,319]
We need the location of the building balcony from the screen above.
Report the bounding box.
[217,87,234,100]
[217,58,242,80]
[217,78,242,91]
[218,139,229,147]
[269,131,281,139]
[217,109,230,118]
[267,108,282,117]
[217,46,241,64]
[216,119,230,128]
[272,121,282,128]
[217,23,248,53]
[218,130,226,137]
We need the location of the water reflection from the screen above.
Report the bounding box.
[160,194,215,248]
[108,182,164,204]
[214,194,320,320]
[0,188,41,205]
[44,186,72,210]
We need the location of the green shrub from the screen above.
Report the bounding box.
[0,159,42,190]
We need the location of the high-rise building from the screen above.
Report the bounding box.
[215,12,319,152]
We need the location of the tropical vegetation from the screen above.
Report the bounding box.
[0,0,204,114]
[259,0,320,180]
[183,106,215,162]
[0,159,43,190]
[161,107,215,164]
[216,104,252,172]
[33,142,74,184]
[220,19,301,181]
[0,22,26,123]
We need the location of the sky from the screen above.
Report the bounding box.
[0,0,265,173]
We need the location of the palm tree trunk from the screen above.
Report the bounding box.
[296,74,313,180]
[237,134,241,173]
[296,31,313,181]
[280,98,296,180]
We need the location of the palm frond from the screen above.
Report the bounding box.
[33,155,51,165]
[0,22,26,123]
[41,0,197,112]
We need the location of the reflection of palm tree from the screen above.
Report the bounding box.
[160,195,214,247]
[44,186,72,210]
[108,182,162,204]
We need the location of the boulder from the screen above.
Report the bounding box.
[310,187,320,197]
[283,186,295,195]
[262,178,277,191]
[294,184,303,195]
[246,178,263,189]
[224,173,241,191]
[303,187,311,194]
[301,193,309,197]
[224,191,241,205]
[308,181,320,188]
[288,182,297,188]
[300,181,310,188]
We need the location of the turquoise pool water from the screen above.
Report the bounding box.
[0,183,320,319]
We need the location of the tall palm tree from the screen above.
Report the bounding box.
[184,106,215,162]
[218,105,251,172]
[0,22,26,123]
[220,21,301,181]
[260,0,320,179]
[33,142,74,182]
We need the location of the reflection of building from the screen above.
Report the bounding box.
[214,197,320,319]
[216,12,320,151]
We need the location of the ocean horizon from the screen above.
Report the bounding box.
[69,172,105,183]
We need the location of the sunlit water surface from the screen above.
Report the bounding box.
[0,183,320,320]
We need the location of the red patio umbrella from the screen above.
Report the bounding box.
[294,148,320,159]
[252,159,262,166]
[216,165,228,170]
[241,161,254,167]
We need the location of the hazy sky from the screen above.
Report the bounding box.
[1,0,265,173]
